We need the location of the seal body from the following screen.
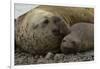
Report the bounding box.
[61,23,94,54]
[36,5,94,25]
[15,9,70,55]
[15,5,94,55]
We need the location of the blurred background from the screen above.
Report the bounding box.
[14,3,39,19]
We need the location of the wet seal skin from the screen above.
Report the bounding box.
[15,5,94,55]
[61,23,94,54]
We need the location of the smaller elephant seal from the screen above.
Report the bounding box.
[61,23,94,54]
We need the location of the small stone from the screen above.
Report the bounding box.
[54,54,65,63]
[37,58,45,64]
[45,52,54,59]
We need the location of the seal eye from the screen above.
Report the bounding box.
[42,19,49,28]
[43,19,49,24]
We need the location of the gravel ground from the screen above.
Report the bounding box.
[15,48,94,65]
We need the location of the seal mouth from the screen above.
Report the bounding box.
[61,41,78,54]
[52,29,61,36]
[52,27,67,37]
[61,46,77,54]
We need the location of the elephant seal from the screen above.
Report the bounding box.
[15,11,70,55]
[15,5,94,55]
[61,23,94,54]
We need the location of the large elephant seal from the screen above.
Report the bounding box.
[15,11,70,55]
[15,5,94,55]
[61,23,94,54]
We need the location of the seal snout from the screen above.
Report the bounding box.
[51,16,70,36]
[61,39,77,54]
[51,16,63,36]
[52,28,60,36]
